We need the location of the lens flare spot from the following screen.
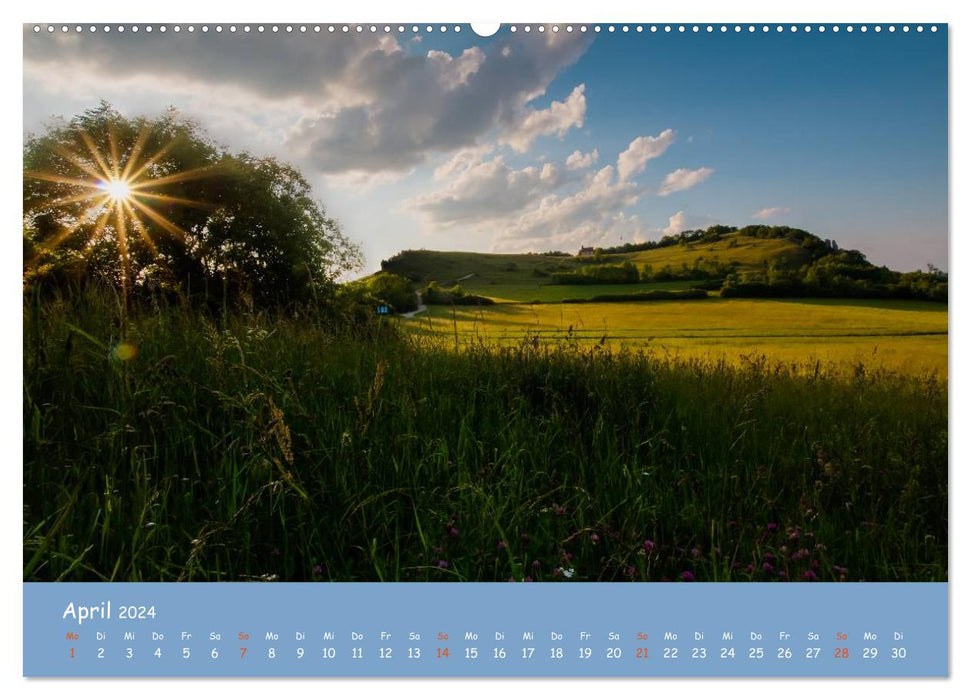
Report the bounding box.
[112,342,138,361]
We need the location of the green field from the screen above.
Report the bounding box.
[24,287,948,583]
[404,298,948,377]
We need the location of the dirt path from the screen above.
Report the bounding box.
[401,292,427,318]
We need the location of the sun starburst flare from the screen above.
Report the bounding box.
[25,126,217,293]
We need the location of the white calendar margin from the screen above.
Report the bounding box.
[3,0,964,698]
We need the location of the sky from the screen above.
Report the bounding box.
[22,23,948,274]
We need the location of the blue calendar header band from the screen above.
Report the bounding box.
[24,582,948,677]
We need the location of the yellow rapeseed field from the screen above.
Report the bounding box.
[404,298,948,377]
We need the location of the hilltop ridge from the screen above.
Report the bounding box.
[373,225,946,305]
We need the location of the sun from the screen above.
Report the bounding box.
[25,125,216,295]
[99,178,133,202]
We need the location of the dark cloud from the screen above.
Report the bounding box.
[24,27,593,175]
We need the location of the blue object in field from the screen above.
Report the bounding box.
[376,305,389,315]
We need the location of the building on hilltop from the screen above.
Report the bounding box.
[577,246,594,257]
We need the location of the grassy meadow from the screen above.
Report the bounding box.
[23,286,947,583]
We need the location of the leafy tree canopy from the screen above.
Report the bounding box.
[24,102,362,307]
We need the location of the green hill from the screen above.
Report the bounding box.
[374,226,947,304]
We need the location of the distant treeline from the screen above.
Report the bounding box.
[550,259,734,285]
[721,253,948,302]
[560,289,709,304]
[422,281,495,306]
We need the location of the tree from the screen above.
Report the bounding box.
[23,102,361,307]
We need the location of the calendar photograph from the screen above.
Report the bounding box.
[23,23,947,586]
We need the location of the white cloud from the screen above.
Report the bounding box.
[432,145,496,181]
[751,206,790,221]
[616,129,675,181]
[657,167,714,196]
[565,148,599,170]
[407,156,568,227]
[498,84,587,153]
[492,164,643,250]
[660,211,720,236]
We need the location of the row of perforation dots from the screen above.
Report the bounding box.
[32,24,939,34]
